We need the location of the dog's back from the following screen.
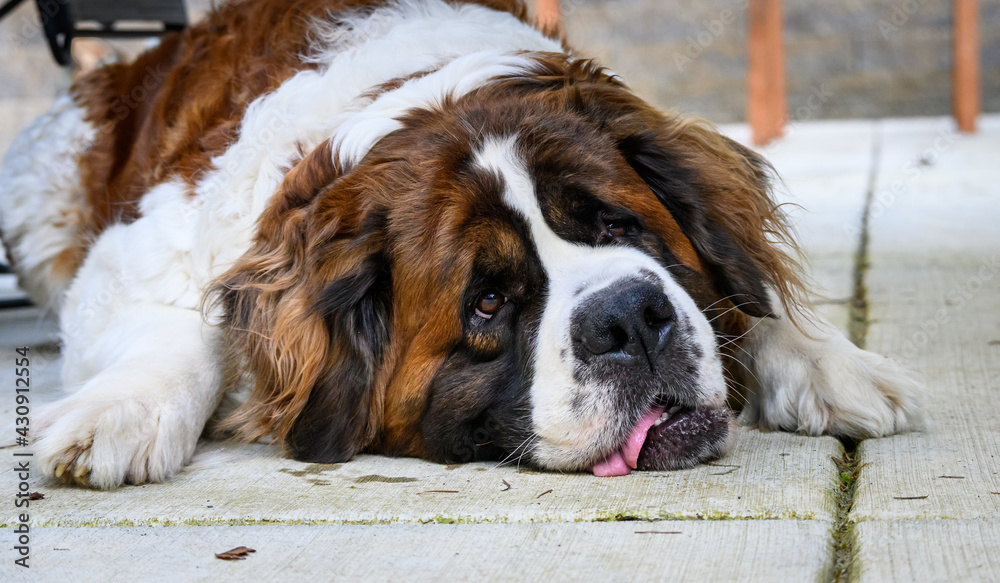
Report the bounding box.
[0,0,529,309]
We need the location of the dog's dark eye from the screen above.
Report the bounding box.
[601,216,635,240]
[604,221,627,238]
[475,291,507,319]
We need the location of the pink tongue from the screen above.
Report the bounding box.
[591,406,664,477]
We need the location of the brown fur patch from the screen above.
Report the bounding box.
[64,0,535,284]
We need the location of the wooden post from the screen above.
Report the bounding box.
[747,0,786,146]
[953,0,980,132]
[535,0,562,37]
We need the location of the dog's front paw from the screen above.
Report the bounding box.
[35,392,197,489]
[740,320,923,439]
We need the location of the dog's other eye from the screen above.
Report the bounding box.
[604,221,627,238]
[475,290,507,319]
[601,215,636,240]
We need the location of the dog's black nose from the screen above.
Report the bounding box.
[573,279,674,369]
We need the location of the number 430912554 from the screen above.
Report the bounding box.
[15,347,29,440]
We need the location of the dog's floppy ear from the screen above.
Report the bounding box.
[210,142,392,463]
[543,69,802,318]
[616,122,783,317]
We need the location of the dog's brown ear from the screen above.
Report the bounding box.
[540,68,802,318]
[209,142,391,463]
[616,122,787,318]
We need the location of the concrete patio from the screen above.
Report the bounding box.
[0,1,998,578]
[2,110,998,580]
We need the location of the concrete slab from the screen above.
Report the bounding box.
[0,310,62,449]
[852,115,1000,521]
[853,520,1000,582]
[0,307,59,349]
[5,521,834,582]
[1,429,840,527]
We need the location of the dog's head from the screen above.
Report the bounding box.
[214,57,799,475]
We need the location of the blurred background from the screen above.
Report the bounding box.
[563,0,998,122]
[1,0,997,143]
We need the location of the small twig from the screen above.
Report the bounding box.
[501,480,511,491]
[710,468,738,476]
[417,490,459,495]
[536,489,553,499]
[634,531,682,535]
[938,475,965,479]
[893,495,929,500]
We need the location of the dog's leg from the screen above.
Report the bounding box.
[736,297,922,438]
[33,224,224,489]
[35,304,222,489]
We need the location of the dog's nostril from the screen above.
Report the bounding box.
[609,325,630,352]
[643,305,671,330]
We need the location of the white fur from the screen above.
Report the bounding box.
[0,94,96,308]
[35,306,222,488]
[474,137,727,470]
[738,295,923,438]
[14,1,568,488]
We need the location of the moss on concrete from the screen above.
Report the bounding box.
[830,447,864,583]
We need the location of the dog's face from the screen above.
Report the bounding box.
[217,60,783,475]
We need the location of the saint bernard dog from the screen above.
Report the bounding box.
[0,0,921,489]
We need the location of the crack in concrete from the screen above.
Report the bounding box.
[831,121,882,583]
[847,122,881,351]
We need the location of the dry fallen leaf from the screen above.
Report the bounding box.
[215,546,256,561]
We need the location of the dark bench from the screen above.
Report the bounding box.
[0,0,187,65]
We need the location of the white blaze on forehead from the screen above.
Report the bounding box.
[473,137,726,469]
